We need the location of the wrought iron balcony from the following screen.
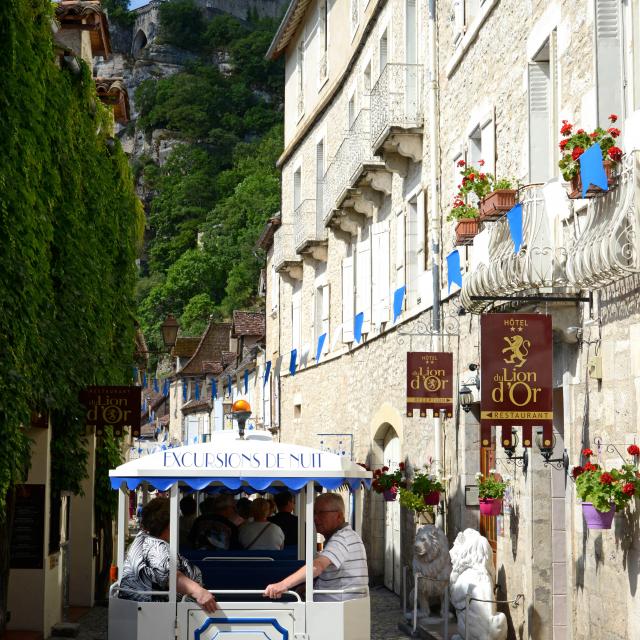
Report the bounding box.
[460,186,573,313]
[565,151,640,289]
[370,63,423,170]
[273,223,302,280]
[294,199,327,259]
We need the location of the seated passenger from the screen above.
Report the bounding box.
[236,496,252,522]
[264,493,368,601]
[239,498,285,550]
[269,491,298,547]
[179,495,197,547]
[119,497,216,612]
[190,494,241,550]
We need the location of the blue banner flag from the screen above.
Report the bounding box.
[354,312,364,344]
[142,371,147,388]
[243,369,249,393]
[182,380,187,402]
[507,203,523,253]
[132,367,138,384]
[153,378,159,393]
[315,333,327,363]
[580,142,608,197]
[162,379,169,397]
[393,286,406,323]
[446,250,463,292]
[194,380,200,401]
[227,375,232,397]
[211,378,217,400]
[263,361,271,386]
[289,349,297,376]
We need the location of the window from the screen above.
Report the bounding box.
[314,269,330,357]
[355,226,371,334]
[372,220,390,325]
[270,264,279,314]
[406,0,417,65]
[406,192,427,308]
[595,0,625,123]
[316,139,325,224]
[528,35,557,183]
[395,209,405,292]
[319,0,328,83]
[342,253,354,342]
[379,29,388,78]
[348,92,356,129]
[363,62,372,95]
[297,41,305,118]
[453,0,481,43]
[468,117,495,175]
[293,167,302,211]
[291,282,301,351]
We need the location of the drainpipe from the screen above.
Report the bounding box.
[427,0,443,527]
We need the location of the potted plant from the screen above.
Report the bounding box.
[479,177,517,221]
[370,463,406,501]
[558,114,623,199]
[476,470,508,516]
[398,487,435,524]
[572,448,640,529]
[409,465,445,506]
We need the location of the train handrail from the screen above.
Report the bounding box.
[202,557,275,562]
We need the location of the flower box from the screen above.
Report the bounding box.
[454,218,479,246]
[568,160,617,199]
[423,491,440,506]
[479,189,517,221]
[479,498,502,516]
[383,487,398,502]
[582,502,615,529]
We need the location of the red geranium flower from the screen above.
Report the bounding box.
[559,139,569,150]
[457,159,466,167]
[582,448,594,457]
[623,482,635,497]
[399,462,405,469]
[572,466,584,479]
[608,146,622,162]
[600,472,614,485]
[609,114,618,123]
[572,147,585,161]
[608,127,621,138]
[560,120,572,135]
[479,173,486,180]
[590,131,599,139]
[628,445,640,456]
[478,160,485,166]
[382,466,389,472]
[576,128,585,134]
[584,462,598,472]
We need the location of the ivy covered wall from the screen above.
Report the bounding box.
[0,0,142,620]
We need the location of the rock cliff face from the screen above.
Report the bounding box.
[94,0,286,165]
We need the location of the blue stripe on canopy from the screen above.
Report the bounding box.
[110,476,371,492]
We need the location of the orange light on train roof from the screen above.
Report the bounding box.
[232,399,251,413]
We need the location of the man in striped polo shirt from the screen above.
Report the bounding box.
[263,492,368,602]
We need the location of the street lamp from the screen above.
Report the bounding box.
[534,430,569,472]
[231,399,252,439]
[160,314,180,350]
[459,384,474,412]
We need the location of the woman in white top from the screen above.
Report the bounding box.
[239,498,285,550]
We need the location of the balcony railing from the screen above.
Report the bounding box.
[371,63,423,151]
[565,151,640,289]
[273,223,301,273]
[294,199,327,252]
[461,186,572,313]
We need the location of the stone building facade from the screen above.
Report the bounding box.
[265,0,640,638]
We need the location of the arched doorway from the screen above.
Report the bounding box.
[132,29,148,57]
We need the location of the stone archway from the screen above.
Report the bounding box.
[132,29,148,57]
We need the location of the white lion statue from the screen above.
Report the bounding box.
[410,525,452,619]
[449,529,507,640]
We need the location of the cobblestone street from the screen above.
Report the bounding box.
[72,588,409,640]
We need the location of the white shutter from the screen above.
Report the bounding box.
[417,191,426,268]
[481,117,495,176]
[405,0,417,65]
[379,30,388,76]
[453,0,464,41]
[316,140,324,230]
[294,168,301,210]
[373,220,390,323]
[292,283,301,351]
[406,201,418,308]
[271,264,279,313]
[342,256,354,342]
[263,379,271,428]
[321,284,330,353]
[528,62,551,183]
[595,0,624,124]
[395,209,405,290]
[356,228,371,333]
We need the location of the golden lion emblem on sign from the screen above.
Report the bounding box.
[501,335,531,368]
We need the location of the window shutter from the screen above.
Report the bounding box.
[528,62,551,183]
[356,229,371,334]
[481,116,495,176]
[406,0,417,65]
[321,284,330,353]
[379,30,388,76]
[595,0,624,125]
[292,284,301,351]
[373,221,390,323]
[271,265,279,313]
[316,140,324,228]
[453,0,464,41]
[294,169,301,210]
[395,209,405,290]
[406,201,418,308]
[417,191,426,266]
[342,256,354,342]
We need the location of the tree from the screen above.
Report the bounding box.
[158,0,207,51]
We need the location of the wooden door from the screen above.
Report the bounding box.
[480,440,497,564]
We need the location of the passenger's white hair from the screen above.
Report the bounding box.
[316,492,345,515]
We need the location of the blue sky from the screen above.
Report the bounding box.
[129,0,149,9]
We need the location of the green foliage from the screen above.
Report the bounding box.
[204,14,249,50]
[158,0,207,51]
[476,472,508,500]
[0,0,140,512]
[101,0,135,26]
[180,293,216,336]
[410,470,445,496]
[398,488,434,515]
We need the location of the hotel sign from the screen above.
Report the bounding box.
[406,352,453,418]
[80,385,141,437]
[480,314,552,448]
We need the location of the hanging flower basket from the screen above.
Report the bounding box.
[383,487,398,502]
[454,218,479,246]
[479,498,502,516]
[423,491,440,506]
[479,189,517,221]
[568,160,617,199]
[581,502,615,529]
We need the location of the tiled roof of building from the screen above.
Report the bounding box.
[95,77,130,123]
[55,1,111,58]
[231,311,265,338]
[181,399,212,415]
[255,214,281,250]
[266,1,311,60]
[180,321,231,375]
[172,337,201,358]
[222,351,237,366]
[202,361,224,375]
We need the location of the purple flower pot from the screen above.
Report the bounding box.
[383,488,397,502]
[582,502,615,529]
[423,491,440,506]
[479,498,502,516]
